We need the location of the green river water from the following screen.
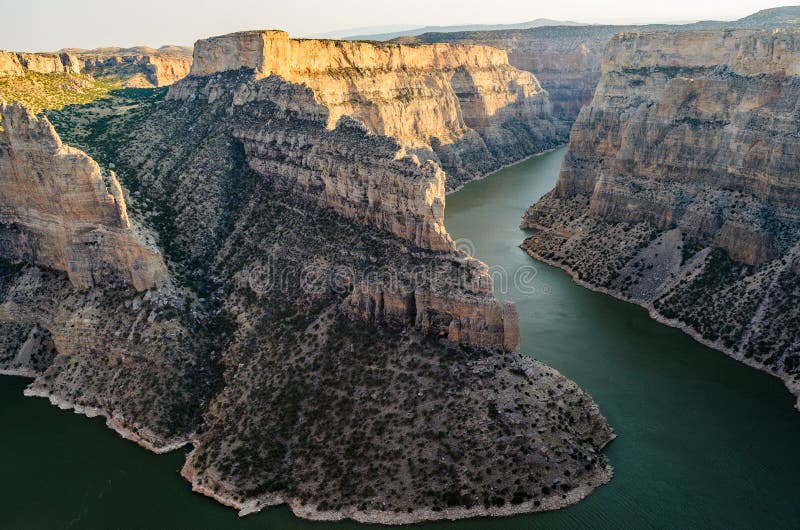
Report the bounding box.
[2,147,799,529]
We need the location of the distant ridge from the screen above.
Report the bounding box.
[58,45,192,56]
[350,6,800,42]
[344,18,581,41]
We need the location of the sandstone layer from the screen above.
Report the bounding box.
[0,46,192,88]
[400,6,800,125]
[1,30,614,524]
[0,102,167,291]
[72,46,192,87]
[178,30,561,189]
[0,51,81,76]
[522,29,800,408]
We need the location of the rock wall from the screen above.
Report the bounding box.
[76,48,192,87]
[0,51,81,76]
[0,47,192,87]
[400,8,800,125]
[147,71,517,350]
[398,26,624,124]
[0,102,167,291]
[522,29,800,407]
[178,30,560,189]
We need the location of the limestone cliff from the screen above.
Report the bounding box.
[72,46,192,87]
[0,51,81,76]
[522,29,800,408]
[158,71,516,349]
[398,26,620,124]
[400,7,800,125]
[0,102,168,291]
[178,30,560,189]
[0,47,192,88]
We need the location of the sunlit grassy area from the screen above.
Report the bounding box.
[0,72,117,112]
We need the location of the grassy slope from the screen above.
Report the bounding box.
[0,72,117,113]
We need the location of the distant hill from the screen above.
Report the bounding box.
[307,24,423,40]
[345,18,581,41]
[352,6,800,42]
[726,5,800,27]
[58,45,193,57]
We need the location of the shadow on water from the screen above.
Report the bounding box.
[1,147,799,528]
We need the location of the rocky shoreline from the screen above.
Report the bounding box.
[21,385,191,454]
[180,444,614,524]
[521,245,800,412]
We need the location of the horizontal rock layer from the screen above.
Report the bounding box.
[522,29,800,407]
[152,71,517,349]
[177,30,561,189]
[77,50,192,87]
[400,8,800,124]
[0,51,81,76]
[0,102,168,290]
[0,47,192,87]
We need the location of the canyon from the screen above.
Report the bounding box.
[5,7,800,526]
[0,29,612,523]
[522,29,800,408]
[397,6,800,125]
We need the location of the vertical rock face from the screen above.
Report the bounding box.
[0,51,81,76]
[399,26,621,124]
[180,30,560,189]
[522,29,800,407]
[74,47,193,87]
[159,71,517,350]
[0,102,167,291]
[0,47,193,88]
[400,7,800,126]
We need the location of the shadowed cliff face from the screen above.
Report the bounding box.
[154,71,516,350]
[522,29,800,409]
[0,31,613,523]
[180,30,562,190]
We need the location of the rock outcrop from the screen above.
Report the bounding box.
[398,26,621,125]
[178,30,560,189]
[0,102,167,291]
[59,32,609,520]
[522,29,800,408]
[72,46,193,87]
[0,51,81,76]
[0,46,192,88]
[162,71,516,349]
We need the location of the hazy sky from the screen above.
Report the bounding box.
[1,0,795,51]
